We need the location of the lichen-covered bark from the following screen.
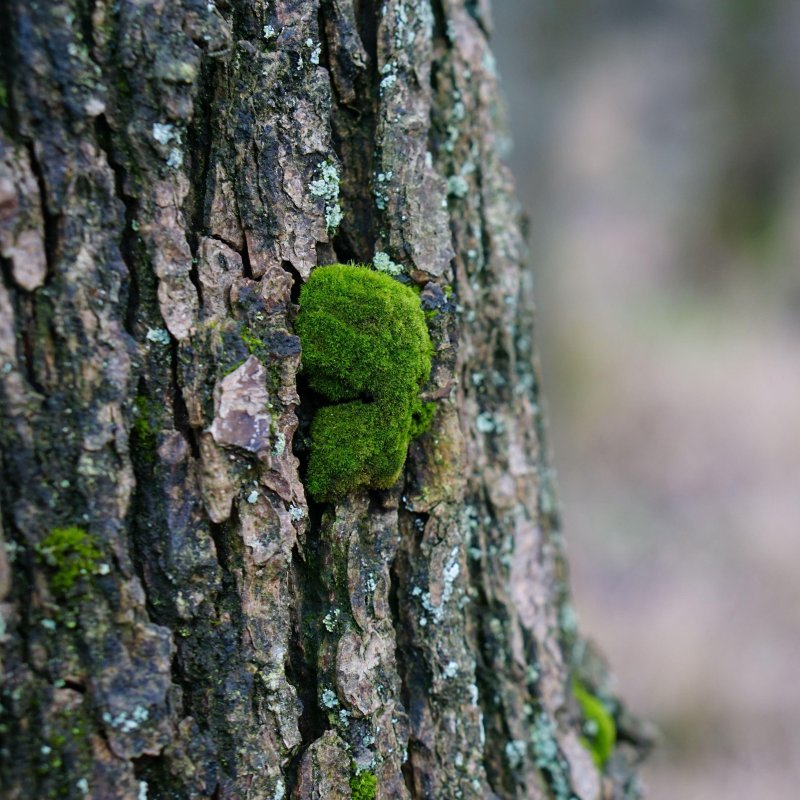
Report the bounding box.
[0,2,648,799]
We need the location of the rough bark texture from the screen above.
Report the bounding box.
[0,2,649,799]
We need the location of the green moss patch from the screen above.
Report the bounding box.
[37,527,101,595]
[573,680,616,768]
[296,264,433,501]
[349,770,377,800]
[132,394,159,464]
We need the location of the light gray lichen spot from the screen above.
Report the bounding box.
[505,739,527,770]
[322,608,340,632]
[560,603,579,635]
[146,327,171,345]
[373,251,403,276]
[272,431,286,456]
[476,411,504,434]
[321,688,339,708]
[167,148,183,169]
[102,706,150,734]
[309,160,343,233]
[441,547,461,608]
[530,713,571,800]
[447,175,469,198]
[152,123,178,145]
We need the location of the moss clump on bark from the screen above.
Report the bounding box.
[36,527,101,595]
[349,770,377,800]
[132,395,158,463]
[573,680,616,768]
[296,264,433,501]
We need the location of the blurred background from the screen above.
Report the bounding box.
[491,2,800,798]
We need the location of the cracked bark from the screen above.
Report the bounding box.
[0,1,650,799]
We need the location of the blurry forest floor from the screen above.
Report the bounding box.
[493,3,800,799]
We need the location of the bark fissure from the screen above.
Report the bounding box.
[24,142,57,281]
[93,114,140,337]
[324,0,380,260]
[283,543,330,795]
[185,57,219,311]
[387,550,417,797]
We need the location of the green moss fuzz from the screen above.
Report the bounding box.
[132,395,158,463]
[573,680,616,769]
[241,324,265,356]
[296,264,433,501]
[410,399,436,438]
[349,770,377,800]
[37,527,101,595]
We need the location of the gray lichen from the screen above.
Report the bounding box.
[309,160,344,234]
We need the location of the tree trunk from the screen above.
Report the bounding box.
[0,1,648,799]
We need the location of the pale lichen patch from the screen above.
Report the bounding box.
[309,160,343,234]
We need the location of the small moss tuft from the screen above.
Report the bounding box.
[37,527,102,595]
[349,770,377,800]
[296,264,433,501]
[409,398,436,438]
[132,395,158,463]
[240,324,264,356]
[573,680,616,769]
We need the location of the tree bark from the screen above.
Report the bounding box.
[0,1,648,799]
